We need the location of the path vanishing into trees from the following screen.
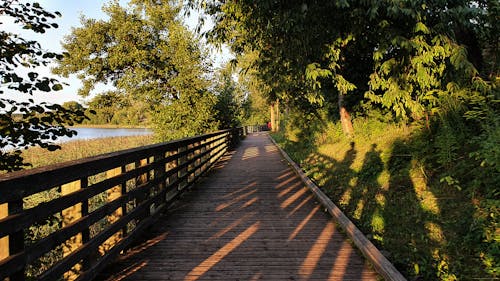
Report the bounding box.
[97,133,379,280]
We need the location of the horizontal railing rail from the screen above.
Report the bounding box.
[0,128,244,281]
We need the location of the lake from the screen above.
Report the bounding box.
[62,127,152,142]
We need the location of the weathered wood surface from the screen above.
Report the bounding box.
[98,133,379,281]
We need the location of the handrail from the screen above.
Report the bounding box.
[0,128,244,281]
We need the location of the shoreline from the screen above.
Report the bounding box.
[70,124,151,129]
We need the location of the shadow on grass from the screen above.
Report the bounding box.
[275,133,488,280]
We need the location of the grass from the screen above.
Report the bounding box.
[272,117,496,280]
[21,135,156,168]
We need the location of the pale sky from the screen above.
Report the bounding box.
[2,0,232,105]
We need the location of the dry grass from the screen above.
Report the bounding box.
[22,135,156,169]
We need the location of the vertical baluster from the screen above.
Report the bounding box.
[194,140,201,178]
[61,180,83,281]
[8,200,24,281]
[80,178,91,272]
[0,203,8,262]
[153,152,165,212]
[187,142,195,184]
[177,145,187,190]
[200,138,207,174]
[100,167,123,256]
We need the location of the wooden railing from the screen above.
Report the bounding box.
[243,124,269,133]
[0,128,244,281]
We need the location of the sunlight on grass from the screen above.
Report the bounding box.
[272,119,495,279]
[411,169,440,215]
[375,193,386,207]
[353,198,365,220]
[22,135,155,169]
[425,222,445,244]
[339,188,352,207]
[371,209,385,234]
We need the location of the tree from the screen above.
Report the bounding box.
[189,0,495,134]
[54,0,218,140]
[0,0,86,171]
[62,101,84,112]
[235,51,271,127]
[212,65,247,129]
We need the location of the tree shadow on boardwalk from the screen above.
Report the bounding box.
[96,133,378,280]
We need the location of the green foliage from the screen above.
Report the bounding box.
[189,0,496,132]
[236,51,271,125]
[153,90,218,141]
[274,117,498,280]
[0,0,87,171]
[54,0,217,139]
[79,92,149,126]
[213,66,247,129]
[62,101,84,112]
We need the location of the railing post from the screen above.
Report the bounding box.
[8,200,24,281]
[194,141,201,178]
[100,167,123,255]
[153,152,165,211]
[0,203,9,265]
[199,138,208,175]
[178,145,188,190]
[136,158,148,203]
[187,142,196,184]
[61,180,83,281]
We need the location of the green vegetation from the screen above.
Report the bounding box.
[0,1,87,171]
[2,0,498,278]
[54,0,232,141]
[273,114,498,280]
[63,95,151,127]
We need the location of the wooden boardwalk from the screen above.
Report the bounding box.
[98,133,379,281]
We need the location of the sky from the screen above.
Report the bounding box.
[2,0,233,105]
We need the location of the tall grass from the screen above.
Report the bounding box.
[22,135,155,169]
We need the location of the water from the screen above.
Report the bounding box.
[63,127,152,142]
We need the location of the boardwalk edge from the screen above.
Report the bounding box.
[269,135,407,281]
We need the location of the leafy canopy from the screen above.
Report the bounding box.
[55,0,219,140]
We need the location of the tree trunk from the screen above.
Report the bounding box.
[270,103,276,132]
[275,99,280,132]
[338,93,354,136]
